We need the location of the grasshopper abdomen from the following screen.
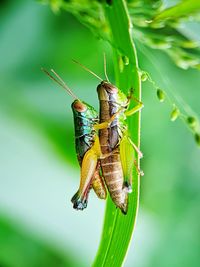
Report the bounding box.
[98,81,129,214]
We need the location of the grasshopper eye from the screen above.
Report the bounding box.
[73,100,87,112]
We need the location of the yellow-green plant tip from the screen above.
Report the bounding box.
[118,55,124,73]
[150,20,165,29]
[141,71,148,82]
[157,89,165,102]
[187,116,197,129]
[122,55,129,65]
[195,64,200,70]
[182,41,199,49]
[194,133,200,146]
[170,107,180,122]
[50,0,61,13]
[152,40,172,49]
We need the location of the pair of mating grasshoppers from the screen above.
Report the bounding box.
[43,58,143,214]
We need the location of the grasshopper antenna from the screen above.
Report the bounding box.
[50,69,78,99]
[103,53,110,82]
[72,59,103,82]
[41,68,78,100]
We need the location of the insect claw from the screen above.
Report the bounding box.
[134,160,144,176]
[123,181,132,193]
[71,191,88,210]
[140,170,144,176]
[73,199,88,210]
[73,200,87,210]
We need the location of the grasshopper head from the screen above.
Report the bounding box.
[72,100,87,113]
[97,81,118,101]
[71,100,98,120]
[101,81,118,93]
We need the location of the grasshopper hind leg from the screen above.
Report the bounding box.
[71,180,91,210]
[71,137,100,211]
[71,161,107,210]
[92,161,107,200]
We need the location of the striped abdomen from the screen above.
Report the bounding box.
[97,81,128,213]
[100,148,128,214]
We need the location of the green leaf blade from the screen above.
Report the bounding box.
[93,0,141,266]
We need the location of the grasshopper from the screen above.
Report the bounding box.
[74,58,144,214]
[42,68,118,210]
[97,81,143,214]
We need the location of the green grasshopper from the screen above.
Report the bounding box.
[73,59,144,214]
[42,68,118,210]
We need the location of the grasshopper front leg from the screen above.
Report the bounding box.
[94,107,124,130]
[125,93,144,117]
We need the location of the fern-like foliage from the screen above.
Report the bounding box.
[41,0,200,70]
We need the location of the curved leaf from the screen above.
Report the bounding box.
[93,1,141,266]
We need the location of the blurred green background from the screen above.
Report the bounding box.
[0,1,200,267]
